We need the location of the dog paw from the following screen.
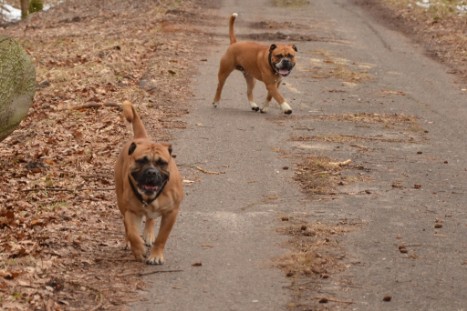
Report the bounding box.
[146,254,165,265]
[260,108,267,113]
[143,235,155,247]
[124,240,131,250]
[249,101,259,111]
[280,102,292,114]
[132,248,146,262]
[143,230,156,247]
[212,101,218,108]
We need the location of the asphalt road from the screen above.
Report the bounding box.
[132,0,467,310]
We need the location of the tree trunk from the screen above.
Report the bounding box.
[20,0,29,19]
[0,36,36,142]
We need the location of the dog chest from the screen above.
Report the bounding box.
[143,198,174,218]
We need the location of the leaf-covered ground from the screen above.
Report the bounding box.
[0,0,213,309]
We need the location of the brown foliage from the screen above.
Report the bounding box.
[0,0,204,309]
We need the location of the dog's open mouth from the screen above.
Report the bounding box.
[278,69,291,77]
[131,167,170,199]
[137,175,169,196]
[140,183,161,193]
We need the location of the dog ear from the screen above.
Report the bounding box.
[292,44,298,52]
[128,142,137,155]
[269,44,277,52]
[161,143,173,156]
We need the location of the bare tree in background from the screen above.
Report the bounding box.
[20,0,29,19]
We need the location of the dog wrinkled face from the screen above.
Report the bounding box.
[128,142,172,198]
[269,44,297,77]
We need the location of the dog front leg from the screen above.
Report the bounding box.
[124,211,146,261]
[146,208,179,265]
[262,82,292,114]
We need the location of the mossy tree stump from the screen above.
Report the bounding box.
[0,36,36,142]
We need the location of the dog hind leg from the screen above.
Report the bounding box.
[244,73,259,111]
[260,92,273,113]
[213,57,235,108]
[143,217,156,246]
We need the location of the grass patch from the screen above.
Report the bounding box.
[271,0,309,7]
[291,134,411,143]
[318,112,425,132]
[318,112,417,124]
[294,156,352,195]
[275,218,361,309]
[276,221,354,276]
[306,50,373,83]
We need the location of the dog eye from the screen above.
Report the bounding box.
[136,157,149,165]
[287,54,294,58]
[155,159,168,167]
[276,54,283,58]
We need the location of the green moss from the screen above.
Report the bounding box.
[0,36,36,141]
[29,0,44,13]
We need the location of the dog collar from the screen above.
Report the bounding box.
[268,51,279,76]
[128,176,168,206]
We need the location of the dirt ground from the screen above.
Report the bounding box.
[0,0,465,310]
[0,0,206,309]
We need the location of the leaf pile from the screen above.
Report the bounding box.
[0,0,210,309]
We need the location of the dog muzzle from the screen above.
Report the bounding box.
[130,167,170,205]
[138,168,169,195]
[274,58,295,77]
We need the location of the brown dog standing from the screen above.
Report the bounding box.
[115,101,184,265]
[212,13,297,114]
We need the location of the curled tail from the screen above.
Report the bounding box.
[229,13,238,44]
[122,101,148,139]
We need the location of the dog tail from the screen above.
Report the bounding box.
[122,101,148,139]
[229,13,238,44]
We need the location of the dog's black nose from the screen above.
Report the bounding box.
[145,168,158,176]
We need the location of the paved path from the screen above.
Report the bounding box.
[133,0,467,310]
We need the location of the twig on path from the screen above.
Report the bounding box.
[195,166,225,175]
[327,159,352,169]
[61,102,121,110]
[89,301,104,311]
[315,297,354,304]
[138,269,183,276]
[119,269,183,277]
[21,187,115,192]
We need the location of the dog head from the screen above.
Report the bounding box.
[127,140,173,199]
[269,44,297,77]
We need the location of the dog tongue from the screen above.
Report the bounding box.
[143,185,159,192]
[279,69,289,76]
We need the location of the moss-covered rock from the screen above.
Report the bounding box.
[0,36,36,142]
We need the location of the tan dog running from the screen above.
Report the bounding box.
[212,13,297,114]
[115,101,184,265]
